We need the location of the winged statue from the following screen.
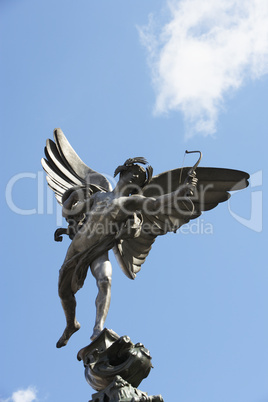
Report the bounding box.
[41,128,249,348]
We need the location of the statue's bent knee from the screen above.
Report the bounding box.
[58,277,74,300]
[58,287,74,301]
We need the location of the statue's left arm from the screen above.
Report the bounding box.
[119,182,194,218]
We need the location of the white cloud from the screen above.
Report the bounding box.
[1,387,37,402]
[139,0,268,137]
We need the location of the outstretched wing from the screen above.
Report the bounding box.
[41,128,112,205]
[114,166,250,279]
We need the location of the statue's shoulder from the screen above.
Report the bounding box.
[91,191,109,202]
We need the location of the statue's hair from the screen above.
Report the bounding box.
[124,157,148,166]
[114,157,153,189]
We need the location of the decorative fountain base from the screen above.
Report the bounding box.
[77,329,163,402]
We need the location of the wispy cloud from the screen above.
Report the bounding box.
[1,387,37,402]
[139,0,268,137]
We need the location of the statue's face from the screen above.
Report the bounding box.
[122,165,147,188]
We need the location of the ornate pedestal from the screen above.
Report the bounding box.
[77,329,163,402]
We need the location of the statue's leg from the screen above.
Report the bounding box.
[90,252,112,340]
[56,259,81,348]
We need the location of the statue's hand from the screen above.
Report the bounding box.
[185,173,198,197]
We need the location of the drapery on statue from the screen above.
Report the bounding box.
[42,128,249,348]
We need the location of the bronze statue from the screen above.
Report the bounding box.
[42,128,249,348]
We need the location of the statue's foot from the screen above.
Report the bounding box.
[56,322,81,348]
[90,327,101,341]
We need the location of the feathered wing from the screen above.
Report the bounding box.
[114,166,250,280]
[41,128,112,205]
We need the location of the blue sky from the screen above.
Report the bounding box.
[1,1,268,401]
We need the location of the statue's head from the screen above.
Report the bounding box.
[114,157,153,193]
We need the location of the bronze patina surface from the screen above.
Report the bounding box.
[42,128,249,348]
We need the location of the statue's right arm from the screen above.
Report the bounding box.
[118,195,156,214]
[120,186,193,217]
